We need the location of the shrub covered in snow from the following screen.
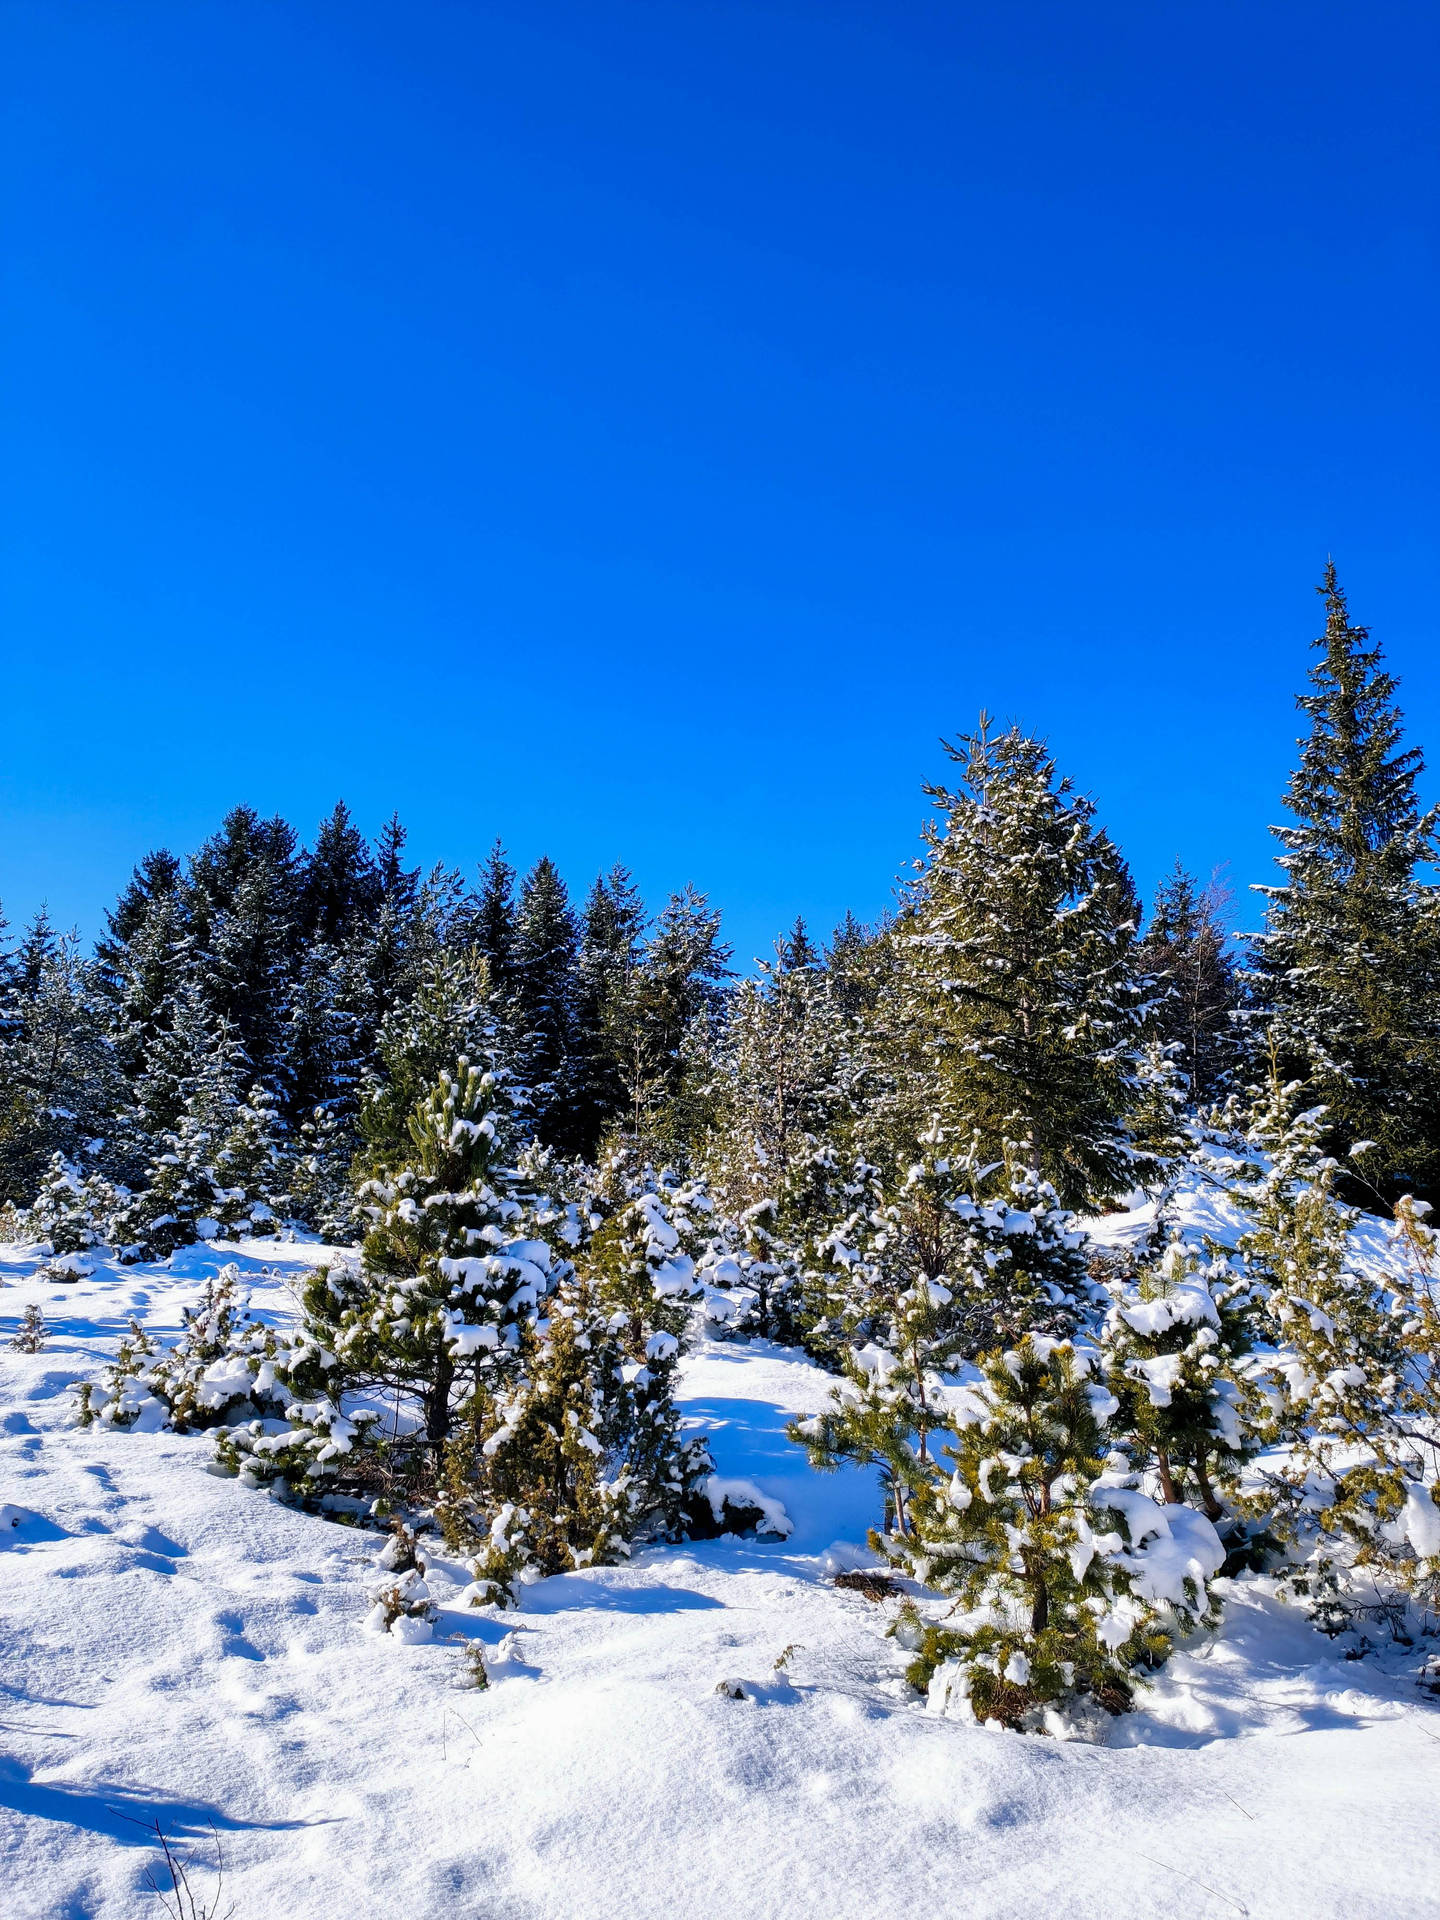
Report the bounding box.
[77,1265,284,1433]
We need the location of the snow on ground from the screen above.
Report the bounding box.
[4,1227,1440,1920]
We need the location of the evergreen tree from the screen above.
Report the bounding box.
[287,1056,547,1458]
[570,866,647,1158]
[297,801,379,945]
[878,1337,1219,1729]
[211,1082,290,1232]
[1251,567,1440,1204]
[879,720,1154,1209]
[607,886,731,1156]
[0,911,120,1202]
[705,922,853,1259]
[1101,1235,1260,1525]
[468,840,518,994]
[1139,863,1242,1104]
[511,857,579,1148]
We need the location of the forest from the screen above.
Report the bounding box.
[5,566,1440,1730]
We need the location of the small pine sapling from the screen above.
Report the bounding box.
[10,1301,47,1352]
[1102,1234,1263,1528]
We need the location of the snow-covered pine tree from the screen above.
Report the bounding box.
[295,1054,546,1464]
[1250,567,1440,1205]
[10,1302,47,1352]
[791,1127,1087,1526]
[79,1265,285,1433]
[881,1336,1221,1729]
[25,1153,123,1256]
[1138,864,1243,1106]
[90,848,191,1165]
[0,911,121,1204]
[450,1177,713,1602]
[466,840,518,998]
[115,1012,249,1257]
[211,1081,290,1233]
[1101,1234,1261,1526]
[356,945,520,1174]
[185,808,302,1097]
[710,922,850,1213]
[882,720,1155,1210]
[290,1102,361,1241]
[1235,1064,1440,1612]
[608,885,732,1160]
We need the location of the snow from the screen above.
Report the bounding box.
[3,1231,1439,1918]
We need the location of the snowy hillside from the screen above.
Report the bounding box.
[4,1215,1438,1920]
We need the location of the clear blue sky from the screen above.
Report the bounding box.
[3,1,1437,966]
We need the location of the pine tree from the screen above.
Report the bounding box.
[571,866,648,1158]
[606,886,731,1157]
[297,801,379,946]
[704,922,854,1281]
[290,1056,548,1461]
[879,1336,1220,1729]
[1233,1063,1439,1605]
[290,1102,362,1241]
[879,721,1154,1209]
[792,1129,1087,1519]
[1251,567,1440,1205]
[186,807,301,1095]
[116,1014,249,1256]
[511,857,580,1149]
[211,1082,290,1232]
[0,912,121,1203]
[468,840,518,995]
[1139,864,1242,1105]
[1101,1234,1260,1526]
[26,1153,122,1256]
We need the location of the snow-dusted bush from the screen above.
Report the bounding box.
[77,1265,284,1433]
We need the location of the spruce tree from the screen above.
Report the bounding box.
[511,857,580,1149]
[468,840,518,994]
[297,801,379,946]
[881,721,1154,1210]
[1101,1235,1259,1525]
[607,886,731,1156]
[1138,863,1242,1105]
[705,922,853,1276]
[1252,567,1440,1204]
[571,866,647,1158]
[0,912,120,1202]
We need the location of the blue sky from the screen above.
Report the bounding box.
[3,1,1437,966]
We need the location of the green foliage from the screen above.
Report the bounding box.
[78,1266,283,1433]
[881,1337,1215,1729]
[877,720,1156,1210]
[1101,1234,1262,1525]
[1138,864,1243,1106]
[1251,567,1440,1204]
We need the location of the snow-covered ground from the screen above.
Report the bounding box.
[4,1229,1439,1920]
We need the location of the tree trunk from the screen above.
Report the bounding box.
[1193,1453,1224,1523]
[425,1346,456,1454]
[1030,1579,1049,1636]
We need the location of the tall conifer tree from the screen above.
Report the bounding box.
[1252,567,1440,1203]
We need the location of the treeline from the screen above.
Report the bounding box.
[3,566,1436,1252]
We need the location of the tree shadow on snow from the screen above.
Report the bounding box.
[513,1573,726,1616]
[0,1756,336,1843]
